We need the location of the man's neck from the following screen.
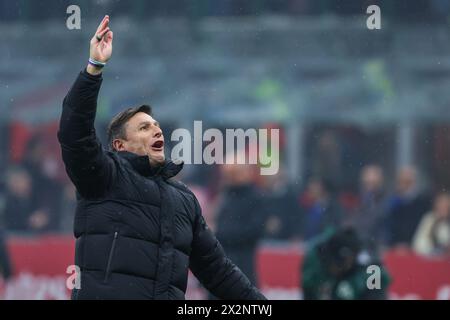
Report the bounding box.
[149,157,165,168]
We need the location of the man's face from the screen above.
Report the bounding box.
[307,180,325,201]
[7,170,31,197]
[361,166,383,193]
[328,255,355,277]
[114,112,165,165]
[396,167,416,195]
[434,194,450,219]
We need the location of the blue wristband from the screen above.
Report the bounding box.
[88,58,106,68]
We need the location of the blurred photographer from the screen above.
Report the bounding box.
[301,227,391,300]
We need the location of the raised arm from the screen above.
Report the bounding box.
[57,16,115,198]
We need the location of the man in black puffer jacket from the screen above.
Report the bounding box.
[58,15,266,300]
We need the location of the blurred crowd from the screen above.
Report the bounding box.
[0,127,449,299]
[191,149,450,254]
[0,134,449,256]
[0,137,76,235]
[200,159,450,288]
[0,131,449,286]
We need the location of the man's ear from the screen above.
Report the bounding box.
[112,139,125,151]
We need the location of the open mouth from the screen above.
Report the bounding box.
[151,140,164,151]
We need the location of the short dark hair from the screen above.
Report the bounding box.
[107,104,153,151]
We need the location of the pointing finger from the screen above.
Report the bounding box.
[95,15,109,34]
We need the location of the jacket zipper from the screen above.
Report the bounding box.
[104,231,118,283]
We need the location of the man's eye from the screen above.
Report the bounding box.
[140,125,149,131]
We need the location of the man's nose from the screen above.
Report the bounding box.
[153,127,163,138]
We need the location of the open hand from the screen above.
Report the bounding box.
[89,15,113,64]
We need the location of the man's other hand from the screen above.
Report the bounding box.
[87,15,113,75]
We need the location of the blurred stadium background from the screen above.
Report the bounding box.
[0,0,449,299]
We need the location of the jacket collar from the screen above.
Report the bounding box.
[117,151,183,179]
